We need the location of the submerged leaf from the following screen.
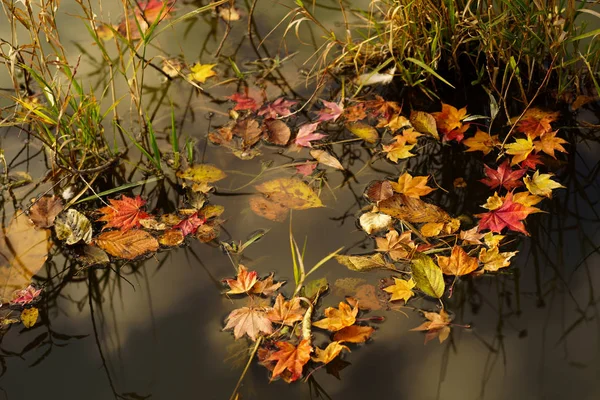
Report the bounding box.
[410,309,452,344]
[333,325,375,343]
[177,164,227,183]
[263,119,291,145]
[249,196,289,222]
[255,178,323,210]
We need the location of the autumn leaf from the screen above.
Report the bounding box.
[379,194,451,224]
[295,161,317,177]
[188,63,217,83]
[514,108,559,139]
[409,110,439,140]
[54,209,93,245]
[294,123,327,148]
[382,136,416,162]
[365,96,401,120]
[333,325,375,343]
[512,191,543,207]
[249,196,289,222]
[480,160,526,191]
[459,226,485,244]
[255,177,323,210]
[520,153,544,170]
[365,180,394,203]
[410,309,452,344]
[227,90,264,111]
[383,278,415,302]
[310,149,344,170]
[312,342,350,365]
[378,114,411,132]
[97,195,151,231]
[313,301,358,332]
[158,230,184,247]
[420,222,444,237]
[436,245,479,276]
[476,192,538,235]
[233,118,263,148]
[346,122,378,143]
[223,306,273,341]
[251,274,284,296]
[411,253,445,298]
[267,339,312,381]
[335,253,395,272]
[95,229,159,259]
[316,100,344,122]
[20,307,39,328]
[224,265,258,294]
[29,196,63,228]
[534,130,567,158]
[524,171,564,198]
[10,285,42,306]
[375,229,415,260]
[343,103,367,122]
[358,212,392,235]
[267,294,304,325]
[505,136,534,165]
[263,119,291,146]
[173,212,205,236]
[433,103,468,134]
[258,97,297,119]
[401,127,423,144]
[462,129,499,155]
[479,247,518,272]
[390,172,435,198]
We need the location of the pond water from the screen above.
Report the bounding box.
[1,1,600,400]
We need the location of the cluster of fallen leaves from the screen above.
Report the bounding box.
[222,264,376,382]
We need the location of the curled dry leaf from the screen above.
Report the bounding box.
[310,149,344,170]
[359,212,392,235]
[479,247,518,272]
[436,246,479,276]
[224,265,258,294]
[312,342,350,365]
[335,253,395,272]
[313,301,358,332]
[249,195,289,222]
[267,294,304,325]
[55,209,93,245]
[375,229,415,260]
[333,325,375,343]
[95,229,159,260]
[223,306,273,341]
[29,196,63,228]
[255,178,323,210]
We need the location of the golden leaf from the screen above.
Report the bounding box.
[383,278,415,302]
[95,229,159,260]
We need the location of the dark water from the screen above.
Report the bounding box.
[1,2,600,400]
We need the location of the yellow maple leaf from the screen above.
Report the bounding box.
[512,191,543,207]
[463,129,499,155]
[382,136,415,162]
[479,247,518,272]
[524,171,564,198]
[483,232,505,248]
[312,301,358,332]
[482,192,503,210]
[390,172,435,198]
[433,103,468,134]
[401,127,423,144]
[188,63,217,83]
[383,278,415,302]
[311,341,350,364]
[505,136,534,165]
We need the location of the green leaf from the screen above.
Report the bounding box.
[411,253,444,298]
[303,277,328,299]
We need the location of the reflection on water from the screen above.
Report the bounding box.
[1,1,600,400]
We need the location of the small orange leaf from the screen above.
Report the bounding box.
[436,245,479,276]
[390,172,435,198]
[267,294,305,325]
[267,339,312,382]
[224,265,258,294]
[313,301,358,332]
[333,325,375,343]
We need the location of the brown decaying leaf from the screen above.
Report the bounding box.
[347,283,385,311]
[436,245,479,276]
[251,274,284,296]
[312,342,350,365]
[313,301,358,332]
[263,119,291,145]
[223,306,273,341]
[366,180,393,203]
[29,196,63,228]
[267,294,305,325]
[410,309,452,344]
[249,195,289,222]
[266,339,312,382]
[94,229,159,260]
[233,118,263,148]
[375,229,415,260]
[379,194,451,223]
[333,325,375,343]
[0,213,51,303]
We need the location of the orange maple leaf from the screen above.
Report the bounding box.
[267,339,312,382]
[514,108,559,139]
[436,246,479,276]
[223,265,258,294]
[390,172,435,198]
[312,301,358,332]
[410,309,452,344]
[223,306,273,341]
[463,129,499,155]
[96,195,151,231]
[267,294,305,325]
[533,130,567,158]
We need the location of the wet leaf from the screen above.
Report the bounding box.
[313,301,358,332]
[177,164,227,183]
[233,118,263,148]
[379,194,451,223]
[158,230,184,247]
[512,191,543,207]
[303,277,328,299]
[432,103,468,137]
[335,253,395,272]
[139,218,167,230]
[196,222,220,243]
[263,119,291,145]
[310,149,344,170]
[266,339,312,381]
[479,247,518,272]
[462,129,499,155]
[343,103,367,122]
[188,63,217,83]
[383,278,415,302]
[224,265,258,294]
[97,195,151,232]
[351,284,385,311]
[382,136,415,162]
[95,229,159,260]
[258,98,297,119]
[55,209,93,245]
[227,91,263,112]
[249,196,289,222]
[420,222,444,237]
[223,306,273,341]
[505,137,534,165]
[436,246,479,276]
[312,342,349,365]
[410,110,439,140]
[375,229,415,260]
[316,100,344,122]
[411,253,444,298]
[390,172,435,198]
[410,309,452,344]
[29,196,63,228]
[359,212,392,234]
[173,212,205,236]
[294,123,327,148]
[0,213,51,303]
[514,108,559,139]
[252,274,285,296]
[480,160,526,191]
[476,192,539,235]
[523,171,564,198]
[333,325,375,343]
[21,307,38,328]
[346,122,378,143]
[534,130,567,158]
[295,161,317,177]
[459,227,485,245]
[267,294,304,325]
[366,180,393,203]
[78,245,110,266]
[10,285,42,306]
[255,178,323,210]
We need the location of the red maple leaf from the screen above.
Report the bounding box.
[227,90,264,111]
[316,100,344,122]
[97,195,151,231]
[476,192,538,235]
[266,339,312,382]
[10,285,42,306]
[294,123,327,147]
[173,212,205,236]
[480,160,526,191]
[519,153,544,170]
[258,98,297,119]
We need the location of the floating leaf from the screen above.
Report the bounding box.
[379,194,451,223]
[295,162,317,177]
[480,160,526,191]
[514,108,559,139]
[316,100,344,122]
[411,253,444,298]
[479,247,518,272]
[313,301,358,332]
[95,229,159,260]
[346,122,378,143]
[249,196,289,222]
[310,149,344,170]
[359,212,392,235]
[173,212,205,236]
[29,196,63,228]
[420,222,444,237]
[436,246,479,276]
[410,110,439,140]
[223,306,273,341]
[312,342,350,365]
[303,277,328,299]
[0,213,51,303]
[258,98,297,119]
[20,307,39,328]
[366,180,393,203]
[96,195,151,232]
[534,130,567,158]
[390,172,435,198]
[263,119,291,145]
[255,178,323,210]
[159,230,184,247]
[252,275,285,297]
[10,285,42,306]
[224,265,258,294]
[333,325,375,343]
[410,309,452,344]
[383,278,415,302]
[382,136,415,162]
[55,209,93,245]
[476,192,539,235]
[266,339,312,382]
[294,123,327,148]
[505,137,534,165]
[78,245,110,266]
[523,171,564,198]
[233,118,263,148]
[267,294,305,325]
[177,164,227,183]
[375,229,415,260]
[227,91,263,111]
[188,63,217,83]
[335,253,395,272]
[463,129,499,155]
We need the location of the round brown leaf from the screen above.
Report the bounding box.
[29,196,63,228]
[366,180,393,203]
[249,196,289,222]
[95,230,159,260]
[263,119,291,145]
[159,230,184,247]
